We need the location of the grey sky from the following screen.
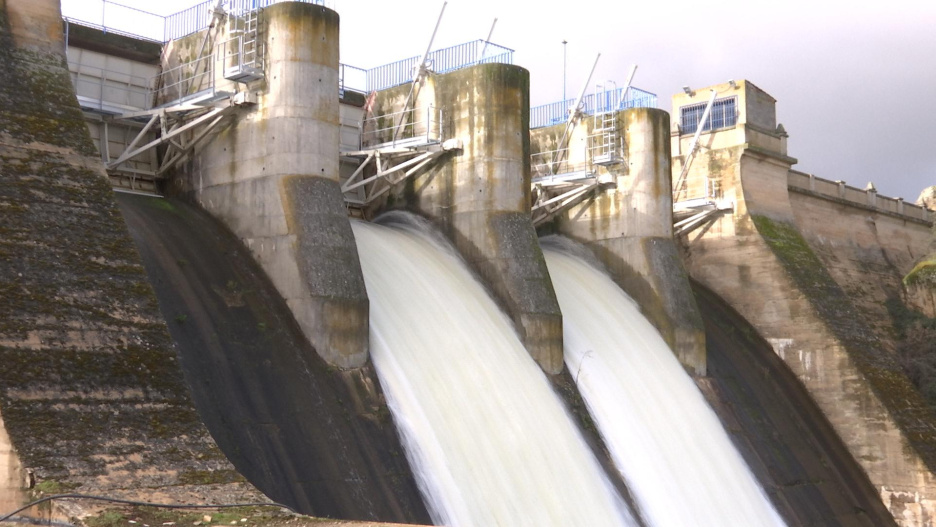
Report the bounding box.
[64,0,936,202]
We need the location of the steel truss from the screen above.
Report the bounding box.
[341,139,461,205]
[104,100,243,183]
[531,178,606,227]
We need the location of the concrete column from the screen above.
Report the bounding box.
[551,108,706,374]
[0,406,27,523]
[372,64,564,374]
[3,0,62,53]
[182,3,368,368]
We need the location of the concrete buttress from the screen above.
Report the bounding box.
[531,107,706,374]
[371,64,564,374]
[177,3,369,368]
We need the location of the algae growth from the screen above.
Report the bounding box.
[752,214,936,468]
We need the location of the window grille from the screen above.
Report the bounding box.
[679,96,737,134]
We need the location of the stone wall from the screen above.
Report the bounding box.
[789,171,934,224]
[0,0,261,519]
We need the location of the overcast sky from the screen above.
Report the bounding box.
[63,0,936,202]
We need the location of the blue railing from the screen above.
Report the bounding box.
[530,87,657,129]
[366,40,514,92]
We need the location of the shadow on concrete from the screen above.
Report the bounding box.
[693,281,896,527]
[117,193,430,524]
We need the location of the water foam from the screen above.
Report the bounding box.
[543,241,786,527]
[352,217,634,527]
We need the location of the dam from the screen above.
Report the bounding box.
[1,0,935,526]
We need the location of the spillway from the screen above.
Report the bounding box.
[351,215,634,527]
[542,240,786,527]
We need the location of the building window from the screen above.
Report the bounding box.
[679,96,737,134]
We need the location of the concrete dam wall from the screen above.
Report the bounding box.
[673,80,936,525]
[0,0,264,520]
[3,0,936,526]
[168,3,369,370]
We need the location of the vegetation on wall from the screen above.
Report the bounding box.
[904,257,936,288]
[887,298,936,405]
[752,214,936,470]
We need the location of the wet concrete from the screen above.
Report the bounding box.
[117,193,430,524]
[693,281,896,527]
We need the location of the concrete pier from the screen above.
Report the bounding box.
[172,3,369,368]
[531,107,706,374]
[369,64,564,374]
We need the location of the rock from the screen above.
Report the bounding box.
[917,185,936,210]
[202,516,212,523]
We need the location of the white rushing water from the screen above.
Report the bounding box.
[352,217,634,527]
[542,241,786,527]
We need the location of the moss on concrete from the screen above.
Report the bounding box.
[752,215,936,469]
[885,298,936,405]
[904,257,936,287]
[0,9,246,499]
[0,11,95,154]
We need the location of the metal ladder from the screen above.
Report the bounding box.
[589,110,619,167]
[241,9,261,73]
[224,8,263,83]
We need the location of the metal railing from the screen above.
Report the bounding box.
[68,62,155,112]
[361,106,443,149]
[365,39,514,92]
[530,149,592,181]
[530,86,657,129]
[61,0,325,43]
[153,54,216,105]
[339,63,367,96]
[61,0,166,42]
[679,96,737,134]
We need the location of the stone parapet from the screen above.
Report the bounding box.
[789,170,934,225]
